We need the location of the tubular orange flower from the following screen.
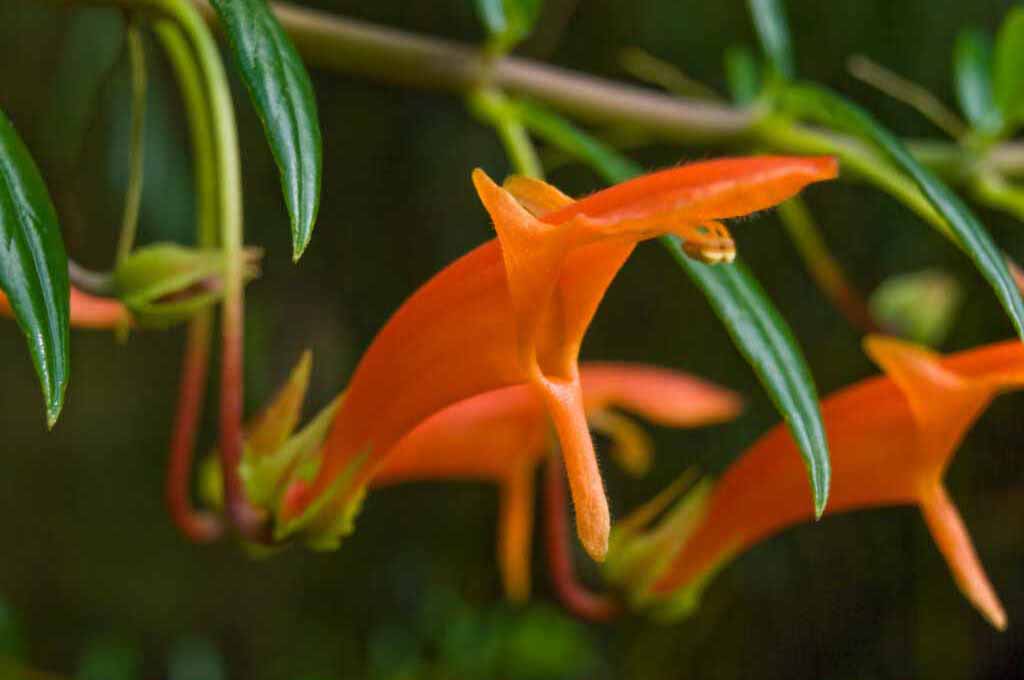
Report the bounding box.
[609,336,1024,629]
[277,156,837,560]
[0,286,129,330]
[372,362,742,601]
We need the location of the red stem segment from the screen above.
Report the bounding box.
[218,303,270,542]
[166,311,223,542]
[543,456,622,622]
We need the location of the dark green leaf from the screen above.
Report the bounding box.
[780,83,1024,340]
[747,0,795,79]
[724,46,763,105]
[474,0,543,51]
[993,6,1024,125]
[672,251,830,515]
[0,108,70,427]
[517,102,830,514]
[954,29,1002,133]
[210,0,322,260]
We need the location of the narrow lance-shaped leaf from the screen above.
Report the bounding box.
[673,252,829,514]
[0,109,70,427]
[954,29,1002,134]
[747,0,795,80]
[210,0,322,260]
[993,6,1024,127]
[779,83,1024,340]
[515,101,831,514]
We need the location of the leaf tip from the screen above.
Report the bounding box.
[45,396,64,430]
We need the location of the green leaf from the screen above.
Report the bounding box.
[993,6,1024,125]
[747,0,795,80]
[672,253,830,515]
[210,0,322,260]
[515,102,830,514]
[474,0,543,52]
[870,269,961,347]
[724,46,763,105]
[0,109,70,427]
[780,83,1024,340]
[954,29,1002,133]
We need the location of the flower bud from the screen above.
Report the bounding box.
[114,243,261,329]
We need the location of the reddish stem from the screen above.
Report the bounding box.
[218,295,271,542]
[166,311,223,542]
[543,456,622,622]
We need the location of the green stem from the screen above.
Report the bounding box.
[115,22,148,264]
[187,0,1024,178]
[153,19,223,542]
[103,0,261,538]
[972,170,1024,221]
[776,198,878,333]
[468,88,544,178]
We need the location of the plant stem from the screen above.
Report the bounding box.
[186,0,1024,179]
[115,22,148,264]
[847,55,966,139]
[468,88,544,179]
[158,0,264,540]
[67,259,117,296]
[543,457,622,622]
[154,20,223,542]
[777,198,878,333]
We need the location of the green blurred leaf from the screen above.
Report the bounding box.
[474,0,543,52]
[993,6,1024,125]
[870,269,961,346]
[77,638,142,680]
[517,103,831,515]
[0,108,70,428]
[724,45,763,105]
[747,0,794,79]
[168,637,226,680]
[780,83,1024,341]
[0,598,24,661]
[954,29,1002,133]
[210,0,322,260]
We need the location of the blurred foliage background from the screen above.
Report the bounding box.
[1,0,1024,677]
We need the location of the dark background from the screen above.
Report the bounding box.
[1,0,1024,677]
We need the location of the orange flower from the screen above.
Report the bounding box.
[371,362,741,601]
[607,336,1024,629]
[276,157,837,560]
[0,286,129,330]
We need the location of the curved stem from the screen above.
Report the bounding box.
[150,0,264,540]
[153,20,223,542]
[115,22,148,264]
[777,198,879,333]
[543,456,622,622]
[468,88,544,179]
[67,259,117,296]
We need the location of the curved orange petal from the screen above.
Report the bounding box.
[580,362,742,427]
[287,158,837,557]
[648,337,1024,628]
